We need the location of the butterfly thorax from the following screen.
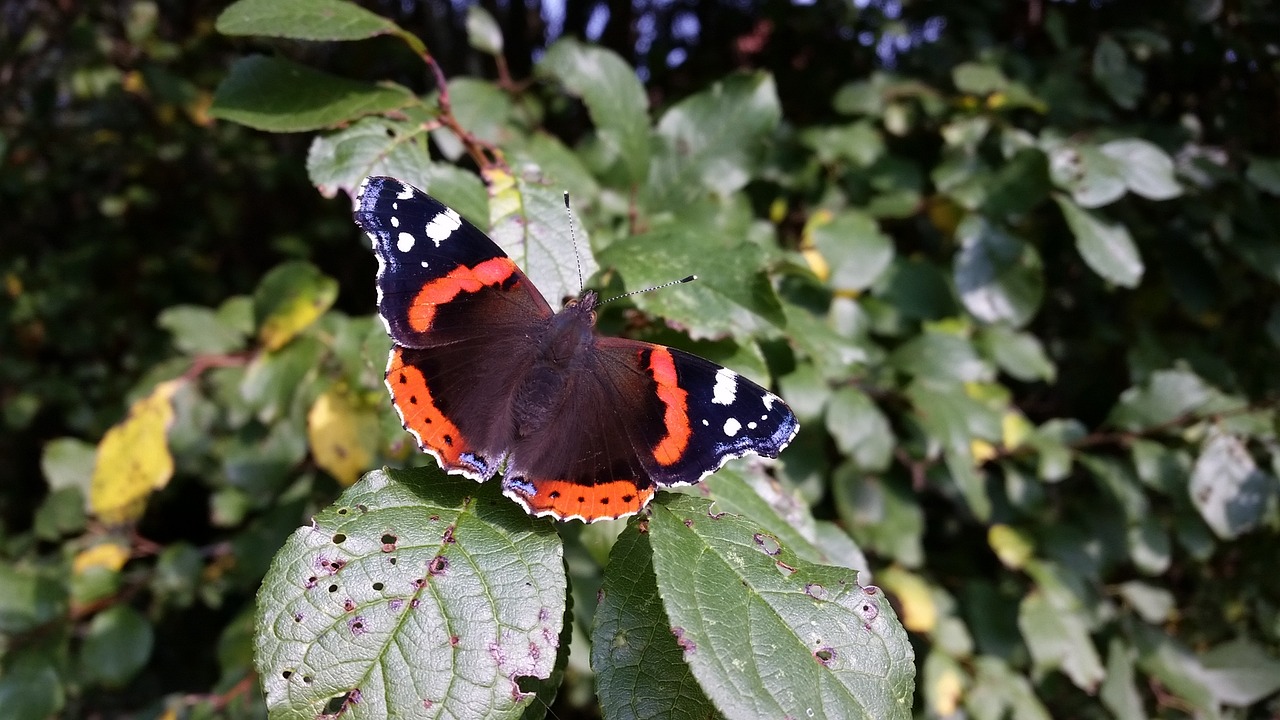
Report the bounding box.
[508,291,600,438]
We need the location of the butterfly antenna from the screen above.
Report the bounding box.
[599,275,698,305]
[564,191,584,294]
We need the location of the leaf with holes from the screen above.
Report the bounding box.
[254,467,565,719]
[647,494,915,720]
[592,522,719,720]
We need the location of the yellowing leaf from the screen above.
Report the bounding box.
[970,439,998,464]
[879,567,937,633]
[73,541,131,574]
[91,380,181,524]
[988,524,1035,569]
[931,663,965,716]
[1002,411,1034,449]
[802,248,830,282]
[254,262,338,351]
[768,197,787,224]
[308,388,379,486]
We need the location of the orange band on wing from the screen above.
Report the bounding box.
[386,349,471,466]
[648,348,691,466]
[507,478,656,522]
[408,257,519,333]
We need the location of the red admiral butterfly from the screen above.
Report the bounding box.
[356,176,799,522]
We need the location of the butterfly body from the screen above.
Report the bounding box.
[357,176,798,522]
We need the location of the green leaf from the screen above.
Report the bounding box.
[0,650,64,720]
[0,566,66,634]
[1048,143,1127,208]
[1131,622,1216,709]
[953,216,1044,327]
[649,72,782,202]
[800,121,885,167]
[966,657,1051,720]
[952,62,1007,94]
[833,466,924,568]
[1189,429,1277,539]
[648,494,915,720]
[81,605,155,688]
[466,5,503,55]
[254,467,565,719]
[1017,592,1104,692]
[539,39,651,185]
[253,261,339,351]
[211,56,415,132]
[875,257,960,321]
[826,387,894,473]
[782,303,870,381]
[1054,194,1144,287]
[1199,638,1280,706]
[240,336,324,421]
[1100,639,1147,720]
[216,0,398,41]
[1245,156,1280,195]
[158,304,249,355]
[592,523,719,720]
[811,210,895,292]
[889,332,989,383]
[1099,139,1182,200]
[431,78,517,158]
[489,172,599,308]
[1116,580,1175,623]
[1092,36,1144,109]
[1107,368,1216,430]
[977,325,1056,382]
[41,437,96,493]
[308,118,429,198]
[33,487,86,540]
[598,227,785,341]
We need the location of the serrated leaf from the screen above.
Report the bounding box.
[254,261,338,351]
[254,467,564,719]
[809,209,895,292]
[539,39,650,185]
[487,170,599,307]
[592,523,719,720]
[1054,194,1144,287]
[466,5,503,55]
[825,387,894,473]
[1100,139,1181,200]
[307,388,379,486]
[1018,592,1105,692]
[90,380,180,524]
[1189,429,1276,539]
[648,494,915,720]
[598,227,785,341]
[212,56,415,132]
[953,216,1044,326]
[216,0,398,41]
[649,72,782,203]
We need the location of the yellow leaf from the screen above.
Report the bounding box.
[802,248,830,282]
[308,388,379,486]
[1002,411,1033,450]
[988,524,1035,569]
[879,567,936,633]
[255,263,338,351]
[91,380,180,524]
[73,541,131,574]
[970,439,997,464]
[931,662,965,716]
[768,197,787,224]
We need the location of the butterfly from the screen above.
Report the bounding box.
[355,176,799,522]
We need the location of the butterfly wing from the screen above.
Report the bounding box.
[500,338,799,522]
[357,176,553,480]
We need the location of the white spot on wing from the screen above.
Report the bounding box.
[763,394,776,410]
[390,216,399,227]
[748,421,758,430]
[397,232,416,252]
[723,418,742,436]
[420,261,429,268]
[396,185,414,200]
[425,208,462,246]
[712,368,738,405]
[701,419,709,426]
